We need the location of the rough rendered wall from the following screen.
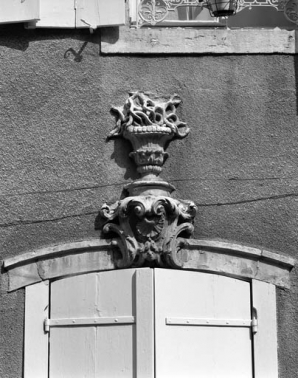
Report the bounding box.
[0,25,297,377]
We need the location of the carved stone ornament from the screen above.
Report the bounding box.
[100,91,197,268]
[2,92,295,290]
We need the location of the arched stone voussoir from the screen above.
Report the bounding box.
[3,239,117,292]
[176,239,295,289]
[3,238,295,291]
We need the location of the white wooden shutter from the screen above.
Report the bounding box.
[154,269,253,378]
[30,0,75,28]
[252,279,278,378]
[135,268,155,378]
[25,269,279,378]
[76,0,125,29]
[49,268,154,378]
[0,0,39,24]
[27,0,125,28]
[128,0,138,24]
[24,281,49,378]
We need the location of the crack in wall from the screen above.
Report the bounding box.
[0,176,295,198]
[0,182,127,198]
[0,211,98,228]
[196,192,298,207]
[0,192,297,228]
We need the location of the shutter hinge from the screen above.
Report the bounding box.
[44,316,135,333]
[44,318,50,333]
[252,307,258,334]
[166,313,258,334]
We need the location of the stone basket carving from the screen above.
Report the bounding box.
[101,91,197,268]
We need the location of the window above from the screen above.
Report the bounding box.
[101,0,298,54]
[129,0,298,29]
[129,0,223,27]
[0,0,297,53]
[0,0,125,29]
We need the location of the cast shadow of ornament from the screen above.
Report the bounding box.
[98,91,197,268]
[294,55,298,115]
[110,138,139,181]
[64,41,88,62]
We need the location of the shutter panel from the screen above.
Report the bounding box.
[29,0,75,28]
[0,0,39,24]
[252,280,278,378]
[128,0,138,24]
[49,269,154,378]
[136,268,154,378]
[24,281,49,378]
[76,0,126,28]
[154,269,253,378]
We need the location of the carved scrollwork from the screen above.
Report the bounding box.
[138,0,168,25]
[101,196,197,268]
[282,0,298,24]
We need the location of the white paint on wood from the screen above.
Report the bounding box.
[23,269,280,377]
[136,268,154,378]
[154,269,253,378]
[32,0,75,28]
[49,269,137,378]
[24,281,49,378]
[76,0,125,28]
[129,0,138,24]
[0,0,39,23]
[252,280,278,378]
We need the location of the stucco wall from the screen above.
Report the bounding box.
[0,25,297,377]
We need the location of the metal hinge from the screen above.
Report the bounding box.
[44,316,135,333]
[252,307,258,334]
[166,313,258,334]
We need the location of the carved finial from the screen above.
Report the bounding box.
[109,91,189,179]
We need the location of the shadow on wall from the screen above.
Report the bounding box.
[110,138,139,182]
[64,41,88,62]
[99,27,120,49]
[295,56,298,116]
[0,24,99,58]
[94,138,139,231]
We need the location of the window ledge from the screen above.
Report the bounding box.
[101,26,297,54]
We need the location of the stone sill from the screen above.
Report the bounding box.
[101,26,298,54]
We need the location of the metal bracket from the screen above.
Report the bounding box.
[166,316,258,333]
[44,316,135,333]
